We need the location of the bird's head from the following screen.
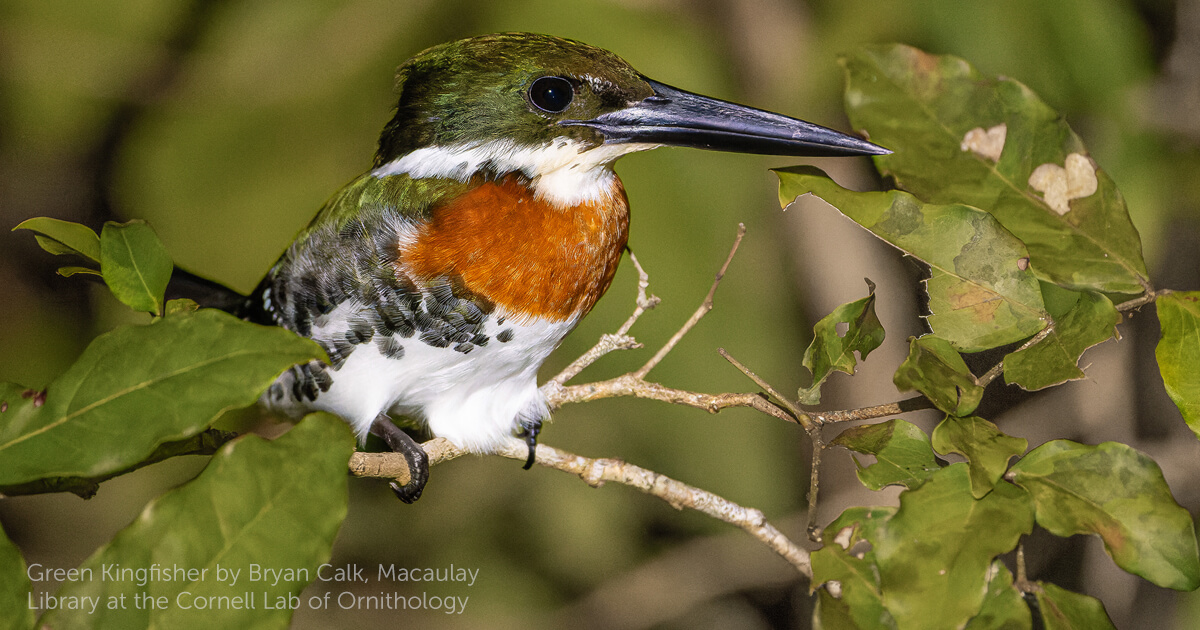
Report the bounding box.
[373,33,887,203]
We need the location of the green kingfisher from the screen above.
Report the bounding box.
[225,33,887,502]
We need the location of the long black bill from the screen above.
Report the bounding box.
[562,78,889,157]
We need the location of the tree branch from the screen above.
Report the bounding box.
[350,438,812,576]
[547,252,660,387]
[634,223,745,379]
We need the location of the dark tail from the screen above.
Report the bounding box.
[167,267,247,313]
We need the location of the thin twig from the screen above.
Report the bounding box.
[547,374,796,424]
[718,348,811,428]
[616,251,661,335]
[977,322,1057,388]
[634,224,745,379]
[547,334,643,388]
[807,396,936,425]
[806,426,825,543]
[1115,288,1167,312]
[548,252,661,387]
[351,438,812,576]
[1014,542,1033,592]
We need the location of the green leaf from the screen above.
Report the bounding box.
[0,309,324,488]
[776,167,1047,352]
[932,416,1027,498]
[799,279,886,405]
[1156,292,1200,440]
[873,465,1034,630]
[1003,291,1120,390]
[1035,582,1115,630]
[1009,440,1200,590]
[812,507,898,630]
[821,506,898,555]
[964,561,1032,630]
[101,220,174,315]
[13,217,101,262]
[832,420,940,490]
[841,44,1148,295]
[56,266,103,278]
[166,298,201,315]
[39,413,354,629]
[0,521,35,630]
[893,336,983,417]
[811,545,895,630]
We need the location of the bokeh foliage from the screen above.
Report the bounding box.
[2,1,1198,629]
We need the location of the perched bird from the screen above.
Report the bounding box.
[214,33,887,502]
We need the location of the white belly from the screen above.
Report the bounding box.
[263,303,576,453]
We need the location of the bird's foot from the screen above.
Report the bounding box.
[369,415,429,503]
[516,418,542,470]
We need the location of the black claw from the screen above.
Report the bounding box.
[517,419,543,470]
[370,415,429,503]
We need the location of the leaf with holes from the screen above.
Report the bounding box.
[964,561,1031,630]
[894,336,984,417]
[841,44,1148,295]
[0,309,324,488]
[932,416,1027,498]
[39,413,354,629]
[812,507,898,630]
[873,465,1033,630]
[832,419,941,490]
[777,167,1047,352]
[1156,292,1200,440]
[798,279,885,405]
[1009,440,1200,590]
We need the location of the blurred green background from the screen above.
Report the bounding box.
[2,0,1199,628]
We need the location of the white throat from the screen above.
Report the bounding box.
[372,138,657,206]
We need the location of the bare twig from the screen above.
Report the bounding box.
[542,224,796,429]
[1115,288,1167,312]
[718,348,809,424]
[548,374,796,424]
[977,322,1057,388]
[1014,542,1032,592]
[806,426,825,543]
[807,396,936,425]
[548,252,661,387]
[633,224,746,379]
[615,251,661,336]
[547,334,644,388]
[350,438,812,575]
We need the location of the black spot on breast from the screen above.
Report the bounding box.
[425,279,458,316]
[497,328,514,343]
[328,337,355,370]
[290,362,333,403]
[419,329,450,348]
[374,301,414,338]
[346,316,376,344]
[312,364,333,392]
[453,342,474,354]
[377,336,405,359]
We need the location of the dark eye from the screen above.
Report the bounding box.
[528,76,574,113]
